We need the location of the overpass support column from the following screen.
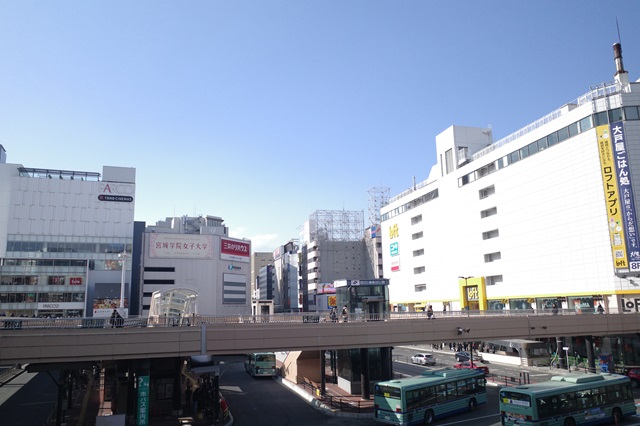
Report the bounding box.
[360,348,370,400]
[380,347,393,381]
[320,350,326,396]
[173,357,182,414]
[585,335,596,373]
[556,337,566,369]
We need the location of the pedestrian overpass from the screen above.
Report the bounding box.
[1,311,638,366]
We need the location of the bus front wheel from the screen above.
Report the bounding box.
[468,398,477,411]
[424,409,435,425]
[564,417,576,426]
[612,407,623,424]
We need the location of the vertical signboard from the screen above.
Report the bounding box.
[137,375,149,426]
[610,121,640,272]
[597,124,629,272]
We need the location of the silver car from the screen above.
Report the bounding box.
[410,353,437,366]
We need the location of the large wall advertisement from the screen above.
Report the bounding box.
[611,122,640,272]
[220,238,251,263]
[597,122,640,274]
[149,233,214,259]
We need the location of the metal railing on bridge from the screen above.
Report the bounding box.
[0,308,629,331]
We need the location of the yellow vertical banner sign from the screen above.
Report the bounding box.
[597,124,629,271]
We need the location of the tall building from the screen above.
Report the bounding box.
[381,43,640,315]
[271,240,300,313]
[250,251,273,299]
[0,145,136,318]
[140,215,251,316]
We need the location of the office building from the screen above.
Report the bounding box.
[381,43,640,316]
[0,146,136,318]
[140,215,251,316]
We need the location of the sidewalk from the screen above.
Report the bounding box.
[275,376,374,419]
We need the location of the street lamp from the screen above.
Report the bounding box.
[118,252,130,310]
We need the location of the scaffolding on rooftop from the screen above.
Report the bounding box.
[308,209,364,242]
[368,187,390,229]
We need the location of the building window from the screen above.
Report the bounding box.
[594,111,608,126]
[414,284,426,292]
[568,122,579,137]
[608,108,623,122]
[624,106,639,120]
[414,266,425,274]
[480,207,497,218]
[413,249,424,257]
[482,229,499,240]
[557,126,569,143]
[479,185,495,200]
[484,252,501,262]
[411,214,423,225]
[537,136,548,152]
[486,275,503,286]
[412,231,424,240]
[445,149,453,174]
[579,115,593,131]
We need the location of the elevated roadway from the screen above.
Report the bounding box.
[0,311,638,365]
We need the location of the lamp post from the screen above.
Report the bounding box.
[458,276,474,311]
[458,276,475,367]
[118,252,129,310]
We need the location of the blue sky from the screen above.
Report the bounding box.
[2,1,640,252]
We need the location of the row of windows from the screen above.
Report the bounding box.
[404,378,486,411]
[384,106,640,222]
[2,259,87,268]
[0,292,85,303]
[0,275,82,286]
[460,107,639,189]
[533,383,632,418]
[7,241,131,254]
[381,189,439,222]
[2,259,123,273]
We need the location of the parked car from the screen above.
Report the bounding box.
[410,353,437,366]
[455,351,482,362]
[454,361,489,374]
[625,368,640,388]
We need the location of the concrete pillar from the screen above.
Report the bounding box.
[380,347,393,380]
[585,336,596,373]
[556,337,566,369]
[360,348,370,400]
[320,350,326,396]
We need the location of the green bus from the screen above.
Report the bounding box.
[244,352,277,377]
[499,373,636,425]
[374,368,487,425]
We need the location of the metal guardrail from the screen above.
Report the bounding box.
[296,376,373,413]
[0,308,629,330]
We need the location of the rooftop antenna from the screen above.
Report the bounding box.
[616,17,621,44]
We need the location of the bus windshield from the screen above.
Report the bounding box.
[244,352,277,377]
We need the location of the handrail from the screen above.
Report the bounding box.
[0,308,629,330]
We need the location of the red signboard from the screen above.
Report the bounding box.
[220,238,250,263]
[69,277,83,285]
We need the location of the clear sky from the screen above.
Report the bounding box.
[2,1,640,252]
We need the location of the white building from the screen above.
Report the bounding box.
[0,147,135,318]
[140,215,252,316]
[381,43,640,315]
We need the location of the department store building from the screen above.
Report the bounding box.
[381,43,640,316]
[0,148,136,318]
